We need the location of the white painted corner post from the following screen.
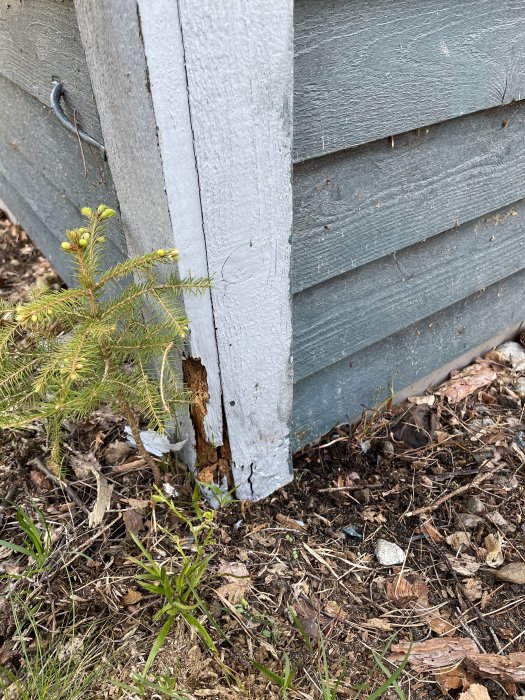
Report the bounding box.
[75,0,295,500]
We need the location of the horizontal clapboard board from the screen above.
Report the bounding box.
[0,78,125,280]
[293,200,525,381]
[0,0,103,142]
[294,0,525,161]
[292,269,525,449]
[293,102,525,293]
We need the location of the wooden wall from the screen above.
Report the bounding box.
[291,0,525,448]
[0,0,126,284]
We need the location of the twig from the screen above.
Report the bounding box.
[404,463,500,518]
[29,458,90,515]
[318,483,383,493]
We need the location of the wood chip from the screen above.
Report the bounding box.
[88,465,113,527]
[459,683,491,700]
[465,652,525,683]
[388,637,479,672]
[436,365,497,403]
[275,513,306,531]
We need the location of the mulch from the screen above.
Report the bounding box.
[1,208,525,699]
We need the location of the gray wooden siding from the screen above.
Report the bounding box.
[0,1,125,285]
[292,1,525,448]
[292,267,525,449]
[295,0,525,162]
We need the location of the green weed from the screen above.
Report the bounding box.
[0,502,52,573]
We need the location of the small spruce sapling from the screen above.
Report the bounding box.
[0,205,209,483]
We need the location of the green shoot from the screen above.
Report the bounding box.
[0,502,52,572]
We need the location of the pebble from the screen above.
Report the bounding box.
[456,512,485,529]
[497,341,525,371]
[375,539,406,566]
[515,377,525,399]
[466,496,485,514]
[495,562,525,585]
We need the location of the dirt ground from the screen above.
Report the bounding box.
[1,210,525,700]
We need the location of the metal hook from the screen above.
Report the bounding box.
[50,81,106,158]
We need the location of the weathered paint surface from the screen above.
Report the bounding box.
[0,0,103,141]
[293,104,525,292]
[295,0,525,161]
[294,201,525,380]
[0,76,124,286]
[135,0,224,448]
[292,267,525,449]
[177,0,294,500]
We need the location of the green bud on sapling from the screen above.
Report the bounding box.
[99,208,116,220]
[81,207,93,217]
[61,242,72,250]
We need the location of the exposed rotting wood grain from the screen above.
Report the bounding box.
[177,0,294,500]
[294,0,525,161]
[293,201,525,381]
[0,0,103,142]
[291,268,525,450]
[182,358,231,486]
[293,102,525,292]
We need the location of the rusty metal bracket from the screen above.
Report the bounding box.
[50,81,106,158]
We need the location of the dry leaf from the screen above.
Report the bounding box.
[366,617,394,632]
[389,637,478,672]
[436,365,497,404]
[446,531,471,550]
[385,573,429,607]
[275,513,306,532]
[428,616,456,636]
[293,599,331,641]
[390,404,435,448]
[324,600,349,620]
[407,394,436,406]
[484,533,503,568]
[71,452,100,481]
[459,683,491,700]
[466,652,525,683]
[122,509,144,535]
[215,561,251,604]
[419,519,444,542]
[435,666,469,693]
[104,440,133,465]
[121,588,142,606]
[88,465,113,527]
[362,507,386,524]
[463,577,482,602]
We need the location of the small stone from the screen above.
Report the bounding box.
[383,441,395,457]
[456,513,485,530]
[466,496,485,514]
[472,449,494,465]
[486,510,513,532]
[375,539,406,566]
[514,377,525,399]
[494,562,525,584]
[497,341,525,371]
